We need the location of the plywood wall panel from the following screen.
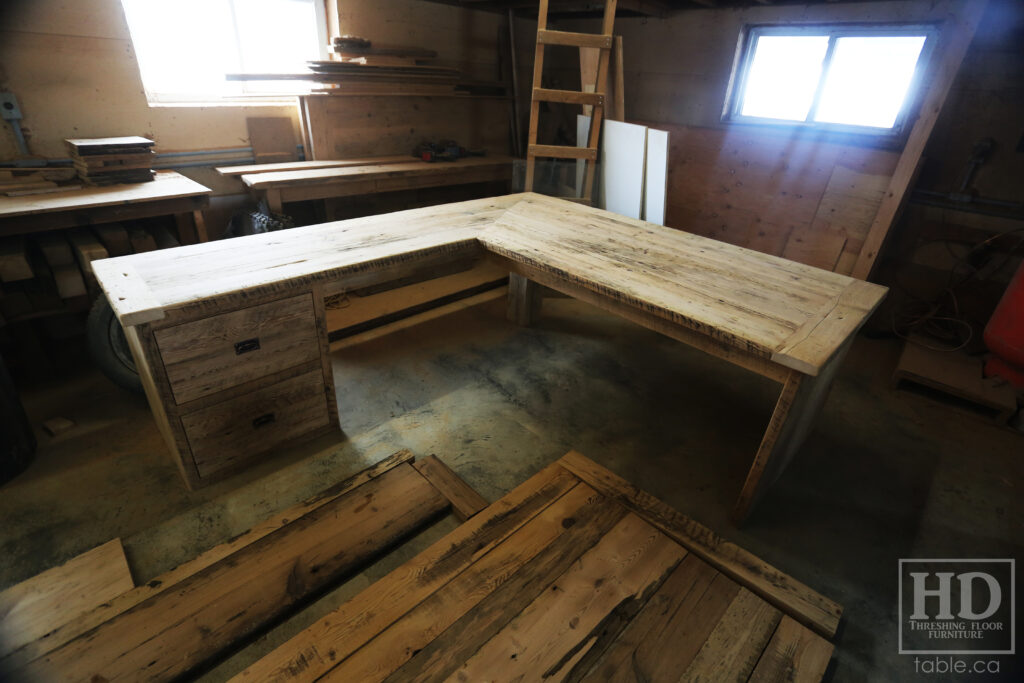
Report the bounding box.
[301,96,509,160]
[649,122,897,271]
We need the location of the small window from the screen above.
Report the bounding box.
[120,0,328,105]
[727,25,935,137]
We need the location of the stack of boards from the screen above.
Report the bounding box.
[228,38,464,95]
[0,167,79,197]
[66,137,155,186]
[0,222,178,323]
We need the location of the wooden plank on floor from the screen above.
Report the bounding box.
[0,539,133,660]
[576,553,739,681]
[383,489,628,683]
[411,455,489,521]
[0,450,417,674]
[232,462,580,682]
[320,484,621,682]
[555,451,842,639]
[445,514,686,682]
[679,588,782,681]
[748,615,835,683]
[13,463,448,683]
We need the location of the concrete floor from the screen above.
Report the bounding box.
[2,297,1021,681]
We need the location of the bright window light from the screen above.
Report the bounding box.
[740,36,829,121]
[730,26,932,135]
[815,36,928,128]
[120,0,326,104]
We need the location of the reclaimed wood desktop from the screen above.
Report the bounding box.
[93,193,886,521]
[0,171,211,242]
[235,156,515,214]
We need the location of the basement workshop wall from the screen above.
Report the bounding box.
[0,0,531,184]
[559,0,966,275]
[876,0,1024,330]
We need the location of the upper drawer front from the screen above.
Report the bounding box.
[155,293,321,405]
[181,368,330,478]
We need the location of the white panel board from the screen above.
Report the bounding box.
[643,128,669,226]
[600,119,647,219]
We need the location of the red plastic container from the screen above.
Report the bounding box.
[984,261,1024,389]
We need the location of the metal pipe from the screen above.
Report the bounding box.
[909,191,1024,222]
[153,158,256,169]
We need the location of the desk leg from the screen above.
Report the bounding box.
[265,189,284,215]
[507,273,541,326]
[732,340,853,524]
[173,210,208,245]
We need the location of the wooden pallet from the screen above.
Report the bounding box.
[239,451,841,682]
[524,0,618,203]
[892,340,1019,424]
[2,450,488,681]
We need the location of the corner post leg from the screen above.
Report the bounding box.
[732,340,854,524]
[507,273,542,326]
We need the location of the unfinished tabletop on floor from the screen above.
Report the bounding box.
[0,171,210,218]
[93,192,885,375]
[234,451,840,683]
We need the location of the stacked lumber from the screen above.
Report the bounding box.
[66,137,155,186]
[228,37,464,96]
[0,223,180,322]
[0,167,79,197]
[0,450,484,682]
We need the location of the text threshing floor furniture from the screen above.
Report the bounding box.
[93,193,887,521]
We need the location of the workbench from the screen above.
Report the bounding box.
[0,170,211,242]
[93,193,886,521]
[233,156,514,214]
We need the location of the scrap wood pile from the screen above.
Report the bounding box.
[0,222,178,323]
[66,136,155,186]
[0,167,78,197]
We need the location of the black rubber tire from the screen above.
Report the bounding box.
[87,295,144,394]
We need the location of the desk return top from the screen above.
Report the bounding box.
[93,193,887,376]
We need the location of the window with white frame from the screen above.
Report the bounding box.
[120,0,328,105]
[726,25,936,136]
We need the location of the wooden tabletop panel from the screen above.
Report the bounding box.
[93,192,886,375]
[234,451,839,683]
[0,171,210,219]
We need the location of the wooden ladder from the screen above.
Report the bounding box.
[524,0,618,203]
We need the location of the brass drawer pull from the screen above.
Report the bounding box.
[252,413,276,429]
[234,338,261,355]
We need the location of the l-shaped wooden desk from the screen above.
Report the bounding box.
[94,193,886,522]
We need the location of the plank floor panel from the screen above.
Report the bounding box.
[237,453,841,683]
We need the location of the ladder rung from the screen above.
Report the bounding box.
[529,144,598,161]
[533,88,604,106]
[537,29,613,50]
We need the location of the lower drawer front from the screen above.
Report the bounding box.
[181,369,330,478]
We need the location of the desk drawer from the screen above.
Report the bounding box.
[155,293,321,405]
[181,369,330,478]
